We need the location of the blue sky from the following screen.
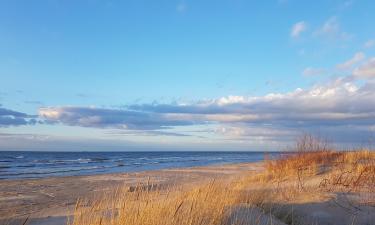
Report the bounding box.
[1,0,375,151]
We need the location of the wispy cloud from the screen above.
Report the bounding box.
[364,39,375,49]
[315,17,351,40]
[353,57,375,79]
[291,21,307,38]
[106,130,198,138]
[302,67,326,76]
[24,100,44,105]
[39,106,195,130]
[337,52,366,70]
[214,125,296,143]
[0,132,50,141]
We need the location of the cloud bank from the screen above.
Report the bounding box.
[38,72,375,144]
[4,52,375,146]
[0,106,37,127]
[39,106,195,130]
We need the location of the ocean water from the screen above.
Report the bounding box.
[0,151,274,180]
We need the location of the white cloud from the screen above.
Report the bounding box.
[364,39,375,49]
[41,77,375,132]
[317,17,339,36]
[37,53,375,145]
[302,67,326,76]
[291,21,307,38]
[214,125,296,143]
[353,58,375,79]
[337,52,366,70]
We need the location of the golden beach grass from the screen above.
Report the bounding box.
[69,135,375,225]
[69,178,255,225]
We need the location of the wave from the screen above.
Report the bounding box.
[31,158,106,165]
[1,166,105,177]
[0,166,11,169]
[0,151,267,180]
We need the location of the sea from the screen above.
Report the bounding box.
[0,151,276,180]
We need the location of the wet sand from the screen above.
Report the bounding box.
[0,162,264,225]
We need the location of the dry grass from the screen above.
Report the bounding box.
[265,135,375,193]
[265,135,339,180]
[263,135,375,210]
[69,178,268,225]
[265,150,341,179]
[319,150,375,198]
[69,135,375,225]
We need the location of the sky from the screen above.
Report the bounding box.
[1,0,375,151]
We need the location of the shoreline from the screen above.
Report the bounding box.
[0,151,269,180]
[0,160,265,181]
[0,161,264,225]
[2,150,375,225]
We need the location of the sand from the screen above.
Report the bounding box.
[1,161,374,225]
[0,163,263,225]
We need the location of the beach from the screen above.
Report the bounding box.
[1,150,375,225]
[2,1,374,224]
[0,162,263,225]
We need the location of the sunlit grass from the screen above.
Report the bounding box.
[70,179,262,225]
[69,135,375,225]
